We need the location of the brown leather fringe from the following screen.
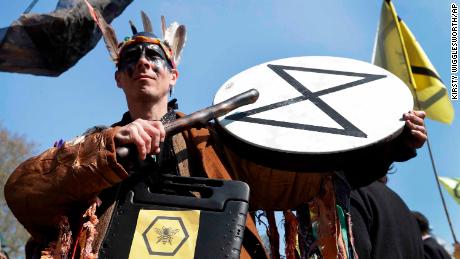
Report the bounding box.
[79,199,101,259]
[336,217,347,259]
[40,216,72,259]
[347,212,359,259]
[283,210,299,259]
[266,211,280,259]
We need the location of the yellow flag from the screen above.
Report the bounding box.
[373,0,454,124]
[438,176,460,205]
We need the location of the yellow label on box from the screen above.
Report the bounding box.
[128,210,200,258]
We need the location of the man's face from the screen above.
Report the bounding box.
[115,42,177,104]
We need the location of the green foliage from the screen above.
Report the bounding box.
[0,124,35,259]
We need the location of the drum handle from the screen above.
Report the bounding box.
[116,89,259,159]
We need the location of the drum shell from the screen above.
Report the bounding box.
[215,123,403,210]
[216,124,332,211]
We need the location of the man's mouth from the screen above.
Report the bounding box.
[133,74,157,80]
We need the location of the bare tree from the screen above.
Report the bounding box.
[0,124,35,258]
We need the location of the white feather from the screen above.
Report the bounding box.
[164,22,180,46]
[173,25,186,65]
[164,22,187,65]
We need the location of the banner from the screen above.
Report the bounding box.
[438,176,460,205]
[373,0,454,124]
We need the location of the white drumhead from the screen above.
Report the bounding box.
[214,56,413,154]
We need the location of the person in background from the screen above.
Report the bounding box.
[412,211,451,259]
[350,176,425,259]
[454,242,460,259]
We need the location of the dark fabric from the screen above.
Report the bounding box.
[423,237,451,259]
[0,0,133,76]
[344,126,417,189]
[342,145,391,189]
[350,181,424,259]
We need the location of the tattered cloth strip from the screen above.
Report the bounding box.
[346,212,358,259]
[311,176,349,259]
[283,210,299,259]
[296,204,314,259]
[77,198,101,259]
[336,210,348,259]
[266,211,281,259]
[336,205,351,259]
[262,176,357,259]
[40,216,73,259]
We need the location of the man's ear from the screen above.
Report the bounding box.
[115,70,122,88]
[169,69,179,87]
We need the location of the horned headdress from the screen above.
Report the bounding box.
[84,0,186,69]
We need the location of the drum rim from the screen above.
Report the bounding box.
[215,122,405,172]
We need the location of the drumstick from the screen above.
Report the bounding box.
[116,88,259,159]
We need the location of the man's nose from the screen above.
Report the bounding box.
[136,55,154,70]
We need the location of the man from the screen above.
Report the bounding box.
[413,211,451,259]
[5,10,427,259]
[5,14,269,258]
[455,242,460,259]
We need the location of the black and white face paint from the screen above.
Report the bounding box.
[118,42,171,76]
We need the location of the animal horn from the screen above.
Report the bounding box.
[161,16,167,39]
[141,11,153,33]
[129,20,138,35]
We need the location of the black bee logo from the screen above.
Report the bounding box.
[154,226,180,245]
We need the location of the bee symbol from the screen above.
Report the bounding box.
[154,226,180,245]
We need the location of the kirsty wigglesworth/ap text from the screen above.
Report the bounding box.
[451,3,458,100]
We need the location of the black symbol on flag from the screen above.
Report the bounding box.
[454,182,460,199]
[225,64,387,137]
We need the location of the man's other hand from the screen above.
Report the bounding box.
[402,110,427,149]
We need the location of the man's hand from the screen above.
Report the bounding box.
[402,110,427,149]
[115,119,166,160]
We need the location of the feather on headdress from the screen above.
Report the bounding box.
[83,0,119,62]
[163,20,187,65]
[84,1,186,68]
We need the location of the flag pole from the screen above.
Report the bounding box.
[425,137,458,243]
[386,0,458,243]
[23,0,39,14]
